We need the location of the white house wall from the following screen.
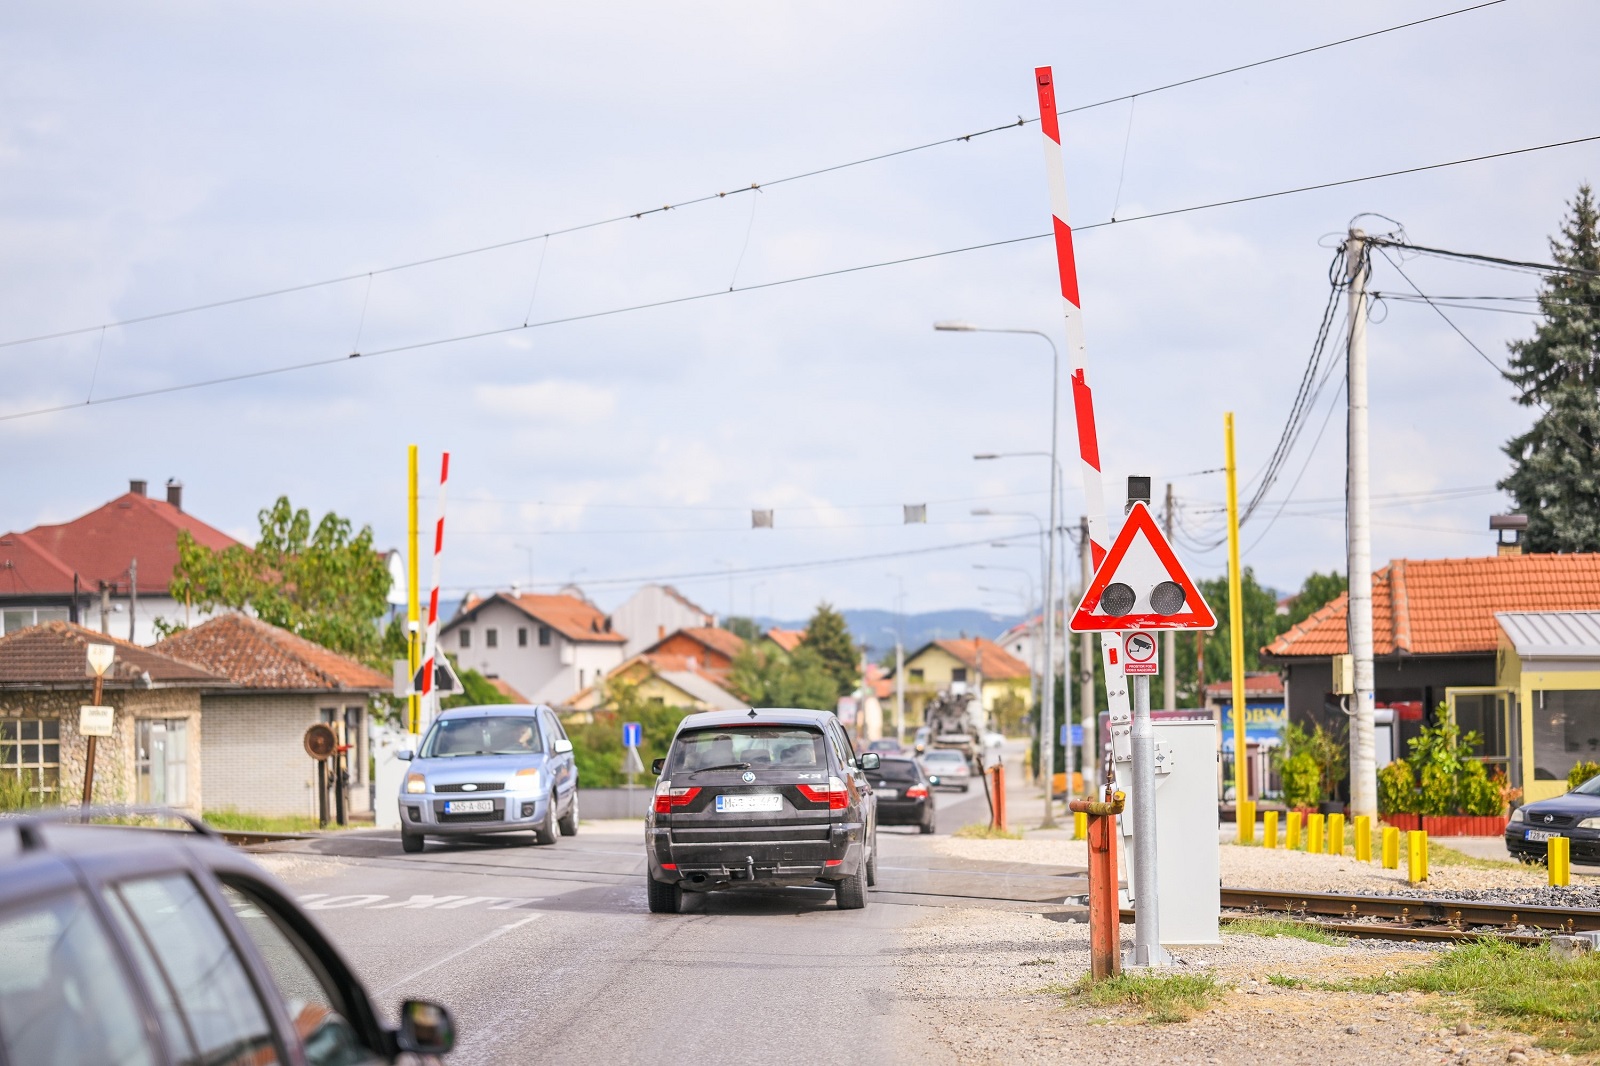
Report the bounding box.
[447,600,624,705]
[611,585,713,657]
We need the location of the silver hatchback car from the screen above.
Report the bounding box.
[397,704,579,853]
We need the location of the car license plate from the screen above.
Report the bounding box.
[445,799,494,814]
[1526,829,1559,842]
[716,793,783,813]
[876,789,898,799]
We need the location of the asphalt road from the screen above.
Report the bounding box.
[252,784,1086,1065]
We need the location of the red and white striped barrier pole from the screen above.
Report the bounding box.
[1034,66,1109,569]
[420,451,450,727]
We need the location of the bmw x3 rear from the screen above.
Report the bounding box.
[645,709,878,913]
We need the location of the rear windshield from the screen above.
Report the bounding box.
[866,759,921,784]
[921,750,966,764]
[668,726,827,772]
[421,715,541,757]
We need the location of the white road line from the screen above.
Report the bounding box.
[375,915,543,996]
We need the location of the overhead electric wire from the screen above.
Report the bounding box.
[0,0,1512,355]
[5,132,1596,426]
[1368,237,1600,279]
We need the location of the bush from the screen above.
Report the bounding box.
[1377,759,1418,814]
[1279,751,1321,810]
[1455,759,1503,816]
[1570,760,1600,792]
[562,680,696,788]
[0,770,48,812]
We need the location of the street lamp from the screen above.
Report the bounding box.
[942,320,1060,827]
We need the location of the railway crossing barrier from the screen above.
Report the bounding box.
[1263,810,1279,849]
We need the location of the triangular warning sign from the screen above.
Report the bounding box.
[1069,502,1217,632]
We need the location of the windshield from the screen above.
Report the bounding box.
[421,715,542,757]
[921,751,965,764]
[1574,772,1600,797]
[668,726,826,773]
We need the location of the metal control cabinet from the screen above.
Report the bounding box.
[1117,719,1220,945]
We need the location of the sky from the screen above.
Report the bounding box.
[3,1,1597,624]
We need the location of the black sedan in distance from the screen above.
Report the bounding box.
[865,755,935,834]
[1505,772,1600,864]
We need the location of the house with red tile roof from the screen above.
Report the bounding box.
[153,613,390,818]
[639,627,745,678]
[762,628,806,655]
[568,650,748,714]
[442,591,627,706]
[0,479,242,644]
[887,637,1033,729]
[1263,552,1600,787]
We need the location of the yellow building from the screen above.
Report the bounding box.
[890,638,1032,731]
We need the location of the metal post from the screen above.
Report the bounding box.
[1225,415,1247,804]
[1079,517,1097,798]
[1346,230,1378,819]
[895,637,906,747]
[81,669,104,806]
[127,558,137,643]
[1128,669,1166,966]
[1162,483,1177,711]
[408,445,420,736]
[316,760,328,828]
[99,582,110,635]
[1039,342,1060,829]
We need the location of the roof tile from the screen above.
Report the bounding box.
[0,621,224,686]
[154,613,390,691]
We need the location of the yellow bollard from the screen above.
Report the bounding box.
[1354,816,1372,863]
[1307,813,1324,854]
[1238,800,1256,845]
[1263,810,1279,849]
[1549,836,1571,887]
[1286,811,1302,851]
[1406,829,1429,883]
[1073,810,1088,842]
[1381,825,1400,869]
[1327,812,1346,856]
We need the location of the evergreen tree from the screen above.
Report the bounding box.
[802,601,858,699]
[1500,185,1600,552]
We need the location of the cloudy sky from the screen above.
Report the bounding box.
[3,1,1596,623]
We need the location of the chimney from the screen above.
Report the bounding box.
[129,479,147,497]
[1491,513,1528,556]
[166,479,183,512]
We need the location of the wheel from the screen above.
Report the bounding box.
[866,843,878,887]
[401,832,424,854]
[646,875,681,914]
[919,820,935,835]
[558,790,579,836]
[834,871,867,910]
[532,793,559,845]
[959,784,970,793]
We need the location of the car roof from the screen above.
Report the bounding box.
[436,703,552,720]
[674,708,833,730]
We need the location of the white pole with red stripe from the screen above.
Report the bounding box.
[1034,66,1109,570]
[420,451,450,729]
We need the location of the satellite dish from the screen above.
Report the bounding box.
[385,550,408,606]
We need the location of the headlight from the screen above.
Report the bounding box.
[1579,816,1600,830]
[513,767,541,791]
[405,773,427,795]
[1509,807,1525,823]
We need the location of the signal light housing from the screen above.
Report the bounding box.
[1150,580,1186,615]
[1100,582,1136,616]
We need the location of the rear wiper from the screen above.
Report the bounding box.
[687,762,752,775]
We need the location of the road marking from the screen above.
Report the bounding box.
[375,915,543,995]
[295,893,544,912]
[301,894,388,910]
[371,894,468,909]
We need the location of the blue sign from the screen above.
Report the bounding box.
[623,721,642,749]
[1060,724,1084,746]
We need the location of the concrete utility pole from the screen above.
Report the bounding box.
[1162,483,1176,712]
[1079,516,1097,798]
[1345,230,1378,819]
[127,559,137,643]
[99,582,110,635]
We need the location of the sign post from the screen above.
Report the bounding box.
[1070,490,1216,968]
[81,644,116,807]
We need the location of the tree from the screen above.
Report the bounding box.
[170,497,391,661]
[1284,571,1346,628]
[722,615,762,641]
[726,644,837,710]
[1500,184,1600,552]
[441,656,512,710]
[802,602,858,698]
[562,680,695,787]
[1171,567,1282,705]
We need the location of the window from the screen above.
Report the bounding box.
[458,628,471,649]
[0,607,70,635]
[103,874,280,1065]
[909,668,925,683]
[485,628,498,649]
[667,726,826,772]
[0,718,60,798]
[135,718,189,806]
[0,890,157,1066]
[343,707,364,786]
[1533,689,1600,780]
[951,668,968,683]
[518,627,528,647]
[218,882,371,1066]
[538,626,551,647]
[421,716,541,757]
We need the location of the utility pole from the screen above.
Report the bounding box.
[99,582,110,635]
[1345,230,1378,820]
[1224,416,1247,805]
[1162,483,1176,711]
[127,559,137,643]
[1079,516,1097,798]
[895,635,906,747]
[408,445,420,737]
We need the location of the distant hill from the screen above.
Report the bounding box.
[753,608,1024,655]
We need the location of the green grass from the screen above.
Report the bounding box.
[1267,973,1305,989]
[1342,940,1600,1055]
[1427,840,1522,871]
[952,823,1023,840]
[1053,972,1226,1024]
[1224,916,1342,945]
[203,809,336,833]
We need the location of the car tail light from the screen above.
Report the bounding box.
[905,784,929,799]
[796,777,850,811]
[652,781,701,814]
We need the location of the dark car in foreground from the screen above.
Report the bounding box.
[865,755,935,834]
[644,708,879,913]
[0,809,455,1066]
[1505,773,1600,864]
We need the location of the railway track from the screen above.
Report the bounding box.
[1218,886,1600,943]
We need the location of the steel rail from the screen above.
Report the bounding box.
[1221,886,1600,934]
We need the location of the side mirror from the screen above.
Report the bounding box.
[554,738,574,754]
[397,999,455,1055]
[396,749,414,762]
[651,757,666,775]
[858,753,881,770]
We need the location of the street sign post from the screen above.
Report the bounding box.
[81,644,116,806]
[79,705,114,737]
[622,722,645,791]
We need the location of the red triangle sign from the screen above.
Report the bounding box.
[1069,502,1217,632]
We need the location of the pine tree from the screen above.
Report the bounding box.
[1500,185,1600,552]
[802,602,858,699]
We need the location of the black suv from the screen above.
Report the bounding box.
[0,810,454,1066]
[645,708,879,913]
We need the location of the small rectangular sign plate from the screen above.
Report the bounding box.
[716,793,783,813]
[1525,829,1559,843]
[79,705,114,738]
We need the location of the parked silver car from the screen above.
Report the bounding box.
[397,704,579,853]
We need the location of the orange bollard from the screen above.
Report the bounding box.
[988,764,1008,830]
[1070,788,1126,981]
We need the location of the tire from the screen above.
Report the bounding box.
[532,794,559,845]
[866,843,878,887]
[401,832,424,854]
[558,791,579,836]
[834,871,867,910]
[919,819,935,835]
[959,784,970,793]
[646,875,681,914]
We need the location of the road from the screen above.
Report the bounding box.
[252,783,1086,1065]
